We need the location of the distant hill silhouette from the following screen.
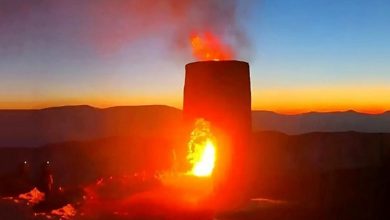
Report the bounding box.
[252,110,390,134]
[1,105,390,147]
[0,105,182,147]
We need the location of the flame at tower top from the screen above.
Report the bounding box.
[190,32,234,61]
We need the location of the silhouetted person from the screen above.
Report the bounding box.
[18,161,31,181]
[38,161,54,194]
[0,161,33,196]
[18,160,33,190]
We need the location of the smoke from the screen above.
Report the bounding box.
[0,0,251,59]
[86,0,251,58]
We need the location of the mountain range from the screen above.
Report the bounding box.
[1,105,389,147]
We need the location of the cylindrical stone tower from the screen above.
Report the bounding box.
[183,60,252,209]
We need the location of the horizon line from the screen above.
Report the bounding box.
[0,104,388,116]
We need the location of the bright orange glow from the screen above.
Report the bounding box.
[51,204,77,219]
[191,140,216,177]
[187,119,216,177]
[18,187,45,204]
[190,32,233,61]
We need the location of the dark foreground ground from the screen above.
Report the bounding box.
[0,131,389,219]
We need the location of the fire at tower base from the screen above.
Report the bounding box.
[183,60,252,210]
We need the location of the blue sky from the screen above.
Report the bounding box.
[250,0,390,85]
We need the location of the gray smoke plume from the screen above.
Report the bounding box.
[0,0,252,59]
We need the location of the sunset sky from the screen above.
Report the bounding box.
[1,0,389,114]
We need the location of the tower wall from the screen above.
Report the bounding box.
[183,60,252,208]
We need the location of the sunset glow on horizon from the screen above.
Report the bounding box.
[1,84,389,115]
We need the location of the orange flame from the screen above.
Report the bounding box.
[51,204,77,219]
[190,32,233,61]
[18,187,45,204]
[187,119,216,177]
